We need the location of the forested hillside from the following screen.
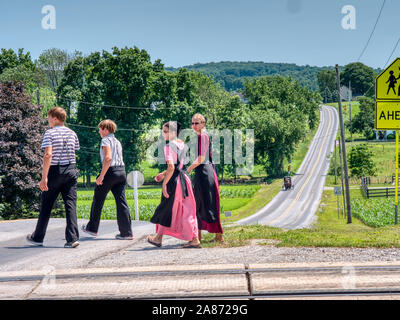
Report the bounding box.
[167,61,382,92]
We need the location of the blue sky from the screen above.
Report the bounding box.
[0,0,397,69]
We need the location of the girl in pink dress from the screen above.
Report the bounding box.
[147,122,201,248]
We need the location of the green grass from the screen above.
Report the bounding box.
[205,187,400,248]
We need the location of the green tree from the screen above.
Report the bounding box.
[243,76,319,176]
[317,69,337,103]
[348,144,376,178]
[37,48,81,90]
[0,48,34,75]
[351,96,374,139]
[341,62,376,96]
[58,46,164,175]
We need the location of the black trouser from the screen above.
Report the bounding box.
[86,166,132,237]
[32,164,79,243]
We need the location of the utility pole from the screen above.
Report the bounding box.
[349,80,352,141]
[336,65,352,224]
[334,139,337,185]
[338,139,346,218]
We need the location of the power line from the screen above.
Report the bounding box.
[363,36,400,97]
[383,37,400,69]
[42,95,207,111]
[357,0,386,62]
[66,123,150,132]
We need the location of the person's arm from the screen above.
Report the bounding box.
[187,155,205,173]
[155,170,167,182]
[187,134,208,173]
[39,147,52,191]
[97,146,112,185]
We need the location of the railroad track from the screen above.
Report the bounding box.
[3,264,400,300]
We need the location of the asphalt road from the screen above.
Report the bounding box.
[0,218,154,272]
[237,105,339,229]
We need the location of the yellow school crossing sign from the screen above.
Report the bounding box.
[375,57,400,129]
[375,101,400,129]
[376,58,400,101]
[375,57,400,224]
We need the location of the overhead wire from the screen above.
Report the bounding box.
[357,0,387,62]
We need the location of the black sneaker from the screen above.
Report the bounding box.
[81,224,97,237]
[115,234,133,240]
[26,234,43,246]
[64,241,80,248]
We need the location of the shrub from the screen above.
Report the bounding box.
[0,82,46,219]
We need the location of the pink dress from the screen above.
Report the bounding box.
[153,140,198,241]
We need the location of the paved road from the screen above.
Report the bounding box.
[237,105,339,229]
[0,218,154,272]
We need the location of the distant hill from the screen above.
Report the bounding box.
[166,61,332,91]
[166,61,382,92]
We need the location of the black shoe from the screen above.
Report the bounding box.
[26,234,43,246]
[81,224,97,237]
[115,234,133,240]
[64,241,80,248]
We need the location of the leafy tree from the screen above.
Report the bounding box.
[0,82,46,219]
[243,76,320,176]
[58,46,163,175]
[0,48,34,75]
[0,64,46,93]
[348,144,376,178]
[351,96,374,139]
[37,48,82,90]
[317,69,337,103]
[340,62,376,96]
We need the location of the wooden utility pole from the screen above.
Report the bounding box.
[335,65,352,224]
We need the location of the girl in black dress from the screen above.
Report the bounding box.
[187,114,224,243]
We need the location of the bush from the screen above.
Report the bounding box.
[348,144,376,178]
[387,133,395,140]
[0,82,46,219]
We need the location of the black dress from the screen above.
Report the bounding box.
[193,132,223,234]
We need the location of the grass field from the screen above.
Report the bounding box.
[213,188,400,248]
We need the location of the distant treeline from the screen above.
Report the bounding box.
[166,61,381,92]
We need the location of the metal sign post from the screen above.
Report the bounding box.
[133,171,139,221]
[334,186,342,219]
[396,131,399,225]
[127,171,144,221]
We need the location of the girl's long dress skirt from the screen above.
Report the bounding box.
[194,163,223,234]
[155,174,198,241]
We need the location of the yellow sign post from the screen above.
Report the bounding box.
[375,58,400,224]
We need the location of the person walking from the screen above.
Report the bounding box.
[187,113,224,243]
[26,107,80,248]
[81,119,133,240]
[147,121,201,248]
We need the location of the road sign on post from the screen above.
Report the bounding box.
[375,57,400,224]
